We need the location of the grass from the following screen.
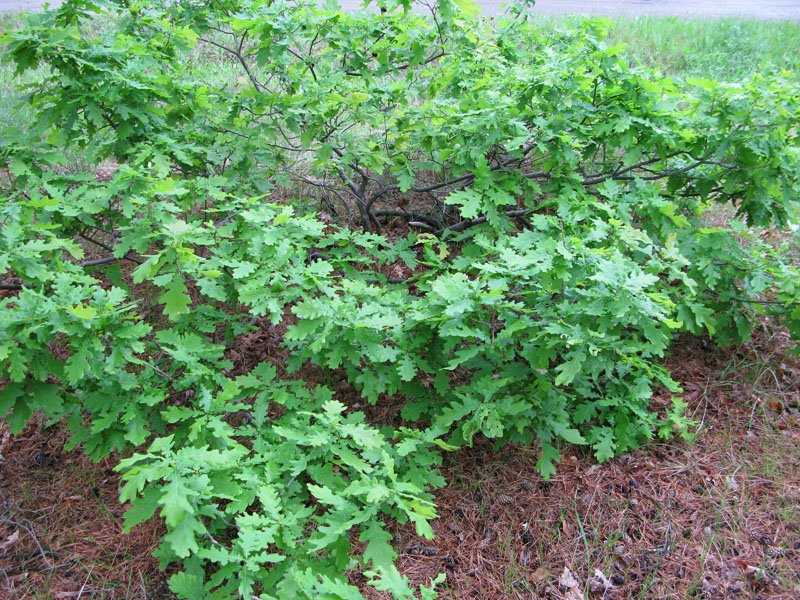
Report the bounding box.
[1,10,799,116]
[517,15,800,81]
[604,17,800,81]
[0,15,50,127]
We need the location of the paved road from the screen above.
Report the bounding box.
[0,0,60,13]
[2,0,799,19]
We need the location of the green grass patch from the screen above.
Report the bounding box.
[604,17,800,81]
[0,15,49,126]
[519,14,800,81]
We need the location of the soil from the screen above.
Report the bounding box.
[1,317,799,599]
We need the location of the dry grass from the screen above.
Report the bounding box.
[364,329,800,600]
[0,424,169,599]
[1,317,799,599]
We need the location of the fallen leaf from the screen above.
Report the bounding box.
[0,530,20,552]
[589,569,611,595]
[559,566,585,600]
[584,464,601,477]
[594,568,611,587]
[531,566,547,583]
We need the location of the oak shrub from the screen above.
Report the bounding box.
[2,0,800,597]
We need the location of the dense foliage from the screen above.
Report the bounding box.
[2,0,800,597]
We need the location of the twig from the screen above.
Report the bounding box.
[409,221,435,232]
[79,234,144,265]
[138,572,148,600]
[441,209,532,234]
[365,274,424,286]
[0,550,59,560]
[77,565,94,599]
[138,360,174,382]
[279,473,300,498]
[702,292,795,307]
[77,255,126,267]
[645,522,673,555]
[373,210,441,229]
[0,518,53,569]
